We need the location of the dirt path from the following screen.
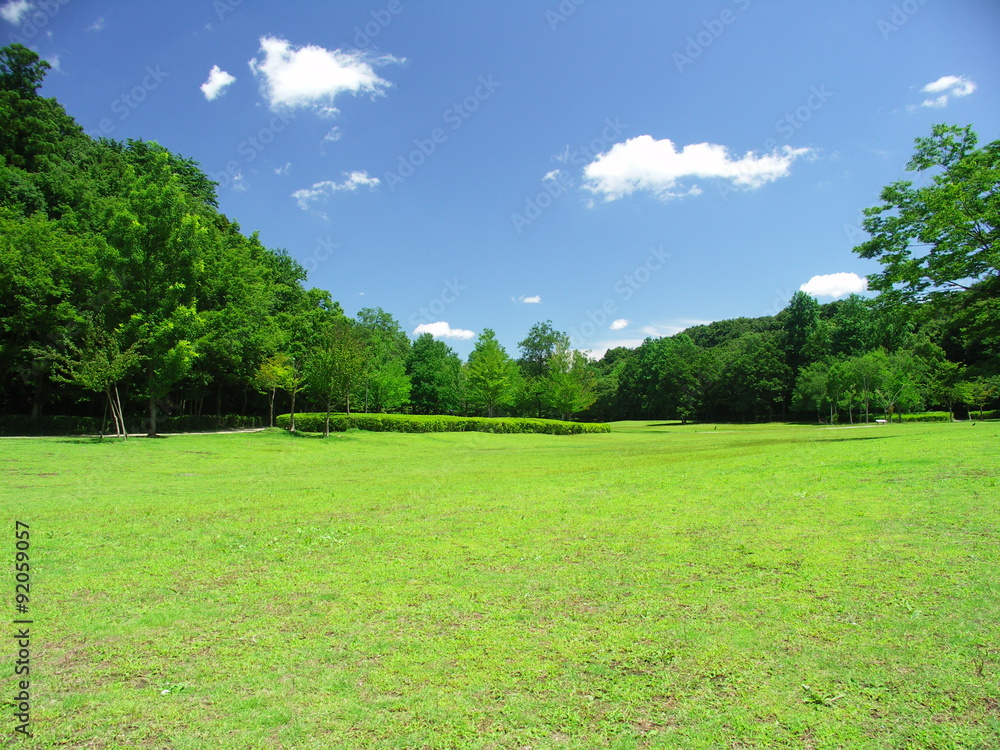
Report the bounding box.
[0,428,268,439]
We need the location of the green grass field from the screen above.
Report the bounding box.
[3,421,999,749]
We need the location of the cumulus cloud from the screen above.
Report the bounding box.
[919,75,976,108]
[0,0,31,25]
[799,272,867,299]
[249,36,401,114]
[413,321,475,340]
[583,135,814,201]
[518,295,542,304]
[201,65,236,101]
[292,171,379,209]
[609,318,629,330]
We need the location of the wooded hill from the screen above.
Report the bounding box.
[1,45,997,434]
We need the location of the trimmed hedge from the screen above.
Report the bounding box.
[899,411,953,423]
[899,410,1000,423]
[276,412,611,435]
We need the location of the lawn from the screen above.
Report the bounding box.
[2,421,998,748]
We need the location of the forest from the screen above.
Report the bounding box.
[1,44,998,435]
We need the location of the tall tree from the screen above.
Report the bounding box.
[468,328,519,418]
[782,291,820,372]
[305,317,366,434]
[406,333,461,414]
[854,124,999,302]
[543,343,598,421]
[356,307,411,413]
[517,320,570,417]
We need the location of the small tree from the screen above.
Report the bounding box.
[253,353,294,427]
[960,376,999,419]
[543,343,598,420]
[305,318,366,436]
[50,321,139,440]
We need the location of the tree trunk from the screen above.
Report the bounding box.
[268,387,275,427]
[30,377,45,423]
[289,389,297,431]
[114,385,127,440]
[147,395,157,437]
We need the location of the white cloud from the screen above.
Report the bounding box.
[249,36,401,113]
[609,318,629,330]
[292,171,379,209]
[201,65,236,101]
[232,173,247,193]
[413,321,475,340]
[799,272,867,299]
[919,75,976,108]
[322,127,342,144]
[583,135,814,201]
[85,16,105,33]
[274,163,291,176]
[518,295,542,304]
[543,169,562,182]
[0,0,31,25]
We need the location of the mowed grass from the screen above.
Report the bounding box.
[2,421,999,749]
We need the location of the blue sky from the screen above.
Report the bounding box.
[7,0,999,358]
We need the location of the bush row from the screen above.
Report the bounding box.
[276,412,611,435]
[898,410,1000,422]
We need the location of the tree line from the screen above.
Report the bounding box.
[1,45,997,435]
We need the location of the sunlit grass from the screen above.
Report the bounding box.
[3,422,998,748]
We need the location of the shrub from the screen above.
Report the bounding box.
[899,411,953,423]
[275,412,611,435]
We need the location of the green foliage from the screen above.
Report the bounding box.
[854,124,999,301]
[275,412,611,434]
[406,333,462,414]
[0,44,51,97]
[467,328,520,417]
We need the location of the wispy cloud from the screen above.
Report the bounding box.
[292,171,379,209]
[918,75,976,109]
[249,36,402,114]
[583,135,813,201]
[85,16,106,33]
[518,295,541,304]
[413,321,475,340]
[0,0,31,25]
[201,65,236,101]
[799,272,867,299]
